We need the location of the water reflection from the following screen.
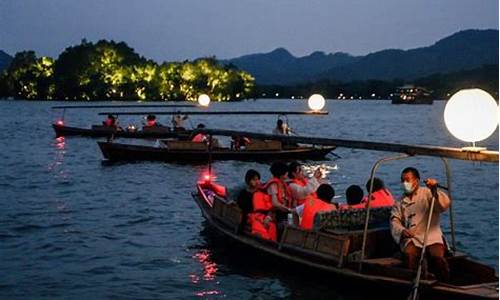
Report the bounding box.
[191,248,221,297]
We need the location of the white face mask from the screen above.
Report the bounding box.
[402,181,415,194]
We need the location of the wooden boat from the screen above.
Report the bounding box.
[193,182,498,299]
[98,139,336,163]
[52,123,191,139]
[391,85,434,105]
[189,129,499,299]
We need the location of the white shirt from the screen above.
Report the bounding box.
[289,177,322,203]
[390,186,451,250]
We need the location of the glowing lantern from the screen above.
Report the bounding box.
[308,94,326,111]
[55,120,64,126]
[198,94,210,107]
[444,89,498,150]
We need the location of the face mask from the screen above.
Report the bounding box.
[402,181,415,194]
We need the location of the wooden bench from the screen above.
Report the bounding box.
[279,225,351,267]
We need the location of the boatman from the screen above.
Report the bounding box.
[390,167,451,282]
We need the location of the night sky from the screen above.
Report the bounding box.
[1,0,498,62]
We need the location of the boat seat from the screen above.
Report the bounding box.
[279,225,350,267]
[313,206,392,231]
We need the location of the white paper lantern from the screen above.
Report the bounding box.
[308,94,325,111]
[198,94,210,107]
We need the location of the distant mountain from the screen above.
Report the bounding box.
[226,29,498,85]
[224,48,360,85]
[0,50,13,71]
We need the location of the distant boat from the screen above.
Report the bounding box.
[391,85,434,105]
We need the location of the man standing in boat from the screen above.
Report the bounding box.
[390,167,451,282]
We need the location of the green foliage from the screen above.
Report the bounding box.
[3,39,255,101]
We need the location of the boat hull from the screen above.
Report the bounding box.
[98,141,335,163]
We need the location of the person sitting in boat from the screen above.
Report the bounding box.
[340,185,365,209]
[231,135,251,150]
[249,162,291,241]
[272,119,290,135]
[299,184,337,230]
[103,114,117,127]
[235,169,261,227]
[287,161,324,207]
[361,177,395,208]
[390,167,451,282]
[192,123,208,143]
[145,114,161,127]
[172,112,188,131]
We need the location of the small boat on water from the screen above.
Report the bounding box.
[190,129,499,299]
[391,85,434,105]
[98,139,336,163]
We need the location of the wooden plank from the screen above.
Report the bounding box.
[98,110,329,116]
[197,128,499,163]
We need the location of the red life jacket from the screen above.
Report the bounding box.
[104,118,115,127]
[361,188,395,208]
[300,196,336,230]
[289,178,317,206]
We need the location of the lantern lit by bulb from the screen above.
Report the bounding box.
[198,94,210,107]
[444,89,498,150]
[308,94,326,111]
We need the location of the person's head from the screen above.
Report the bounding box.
[147,114,156,121]
[245,169,261,189]
[107,114,115,119]
[276,119,284,128]
[346,185,364,206]
[366,177,385,193]
[270,161,288,179]
[287,161,303,179]
[197,123,205,129]
[401,167,420,195]
[317,184,335,203]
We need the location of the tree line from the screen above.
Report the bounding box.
[0,40,255,101]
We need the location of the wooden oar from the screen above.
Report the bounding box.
[408,190,437,300]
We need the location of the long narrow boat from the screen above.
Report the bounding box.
[52,123,192,139]
[98,140,335,163]
[189,129,499,299]
[192,179,498,300]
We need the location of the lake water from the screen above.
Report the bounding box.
[0,99,498,299]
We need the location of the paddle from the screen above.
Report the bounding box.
[408,185,438,300]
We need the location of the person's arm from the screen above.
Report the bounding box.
[390,203,410,244]
[268,183,290,212]
[425,178,451,213]
[290,177,321,200]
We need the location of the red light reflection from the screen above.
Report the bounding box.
[190,249,221,297]
[55,120,64,126]
[55,136,65,150]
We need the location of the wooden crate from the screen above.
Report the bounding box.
[213,196,242,233]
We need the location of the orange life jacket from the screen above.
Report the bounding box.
[300,196,336,230]
[361,188,395,208]
[192,133,207,143]
[290,178,317,206]
[104,118,115,127]
[249,178,290,242]
[146,120,156,127]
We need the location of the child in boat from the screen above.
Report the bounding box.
[103,114,117,127]
[234,169,261,227]
[192,123,208,143]
[340,185,365,209]
[249,162,291,241]
[298,184,337,230]
[362,177,395,208]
